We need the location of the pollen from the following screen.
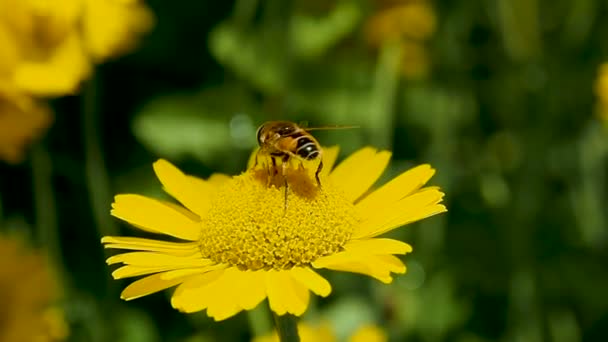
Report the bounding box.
[199,167,358,270]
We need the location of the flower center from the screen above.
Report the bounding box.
[199,167,358,270]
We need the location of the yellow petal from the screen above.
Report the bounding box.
[320,145,340,178]
[374,254,406,273]
[266,270,310,316]
[121,269,200,300]
[265,271,288,315]
[163,265,226,280]
[110,194,200,241]
[153,159,213,217]
[172,268,234,308]
[101,236,199,256]
[106,252,211,268]
[370,204,447,237]
[115,265,222,283]
[356,164,435,214]
[344,238,412,255]
[318,261,391,283]
[160,200,202,222]
[233,270,267,310]
[82,0,154,61]
[313,244,408,283]
[13,33,91,97]
[330,147,392,202]
[171,269,225,309]
[171,268,253,320]
[289,267,331,297]
[353,188,446,239]
[112,265,179,279]
[313,254,404,284]
[206,268,249,320]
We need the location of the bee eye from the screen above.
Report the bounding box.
[277,126,295,135]
[256,125,264,144]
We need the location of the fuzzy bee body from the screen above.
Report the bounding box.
[255,121,356,211]
[256,121,325,185]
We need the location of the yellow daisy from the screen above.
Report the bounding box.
[0,235,68,341]
[253,322,387,342]
[102,146,446,321]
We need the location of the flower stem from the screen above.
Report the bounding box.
[247,305,272,338]
[83,73,118,239]
[272,312,300,342]
[368,40,402,149]
[31,144,67,285]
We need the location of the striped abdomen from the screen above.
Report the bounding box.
[295,134,321,160]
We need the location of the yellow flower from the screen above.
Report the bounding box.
[0,0,91,97]
[365,0,437,47]
[81,0,154,61]
[0,235,68,341]
[102,147,446,320]
[349,325,388,342]
[253,322,334,342]
[399,39,431,79]
[364,0,436,80]
[0,0,153,97]
[0,94,52,163]
[594,63,608,121]
[253,322,387,342]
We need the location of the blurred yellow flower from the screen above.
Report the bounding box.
[399,39,431,79]
[82,0,154,61]
[0,0,153,96]
[349,325,388,342]
[0,235,68,341]
[0,95,52,163]
[253,322,334,342]
[365,0,437,46]
[0,0,90,96]
[0,0,153,162]
[103,146,446,320]
[253,322,387,342]
[364,0,437,79]
[594,63,608,121]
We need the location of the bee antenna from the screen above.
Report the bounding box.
[304,125,360,131]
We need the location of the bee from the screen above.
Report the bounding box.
[255,121,356,206]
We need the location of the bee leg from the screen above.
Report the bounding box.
[253,151,259,168]
[281,155,290,212]
[271,156,278,174]
[315,160,323,187]
[266,156,278,187]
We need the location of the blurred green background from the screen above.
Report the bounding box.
[1,0,607,341]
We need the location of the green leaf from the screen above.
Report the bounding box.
[291,2,362,60]
[209,23,287,94]
[132,86,257,164]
